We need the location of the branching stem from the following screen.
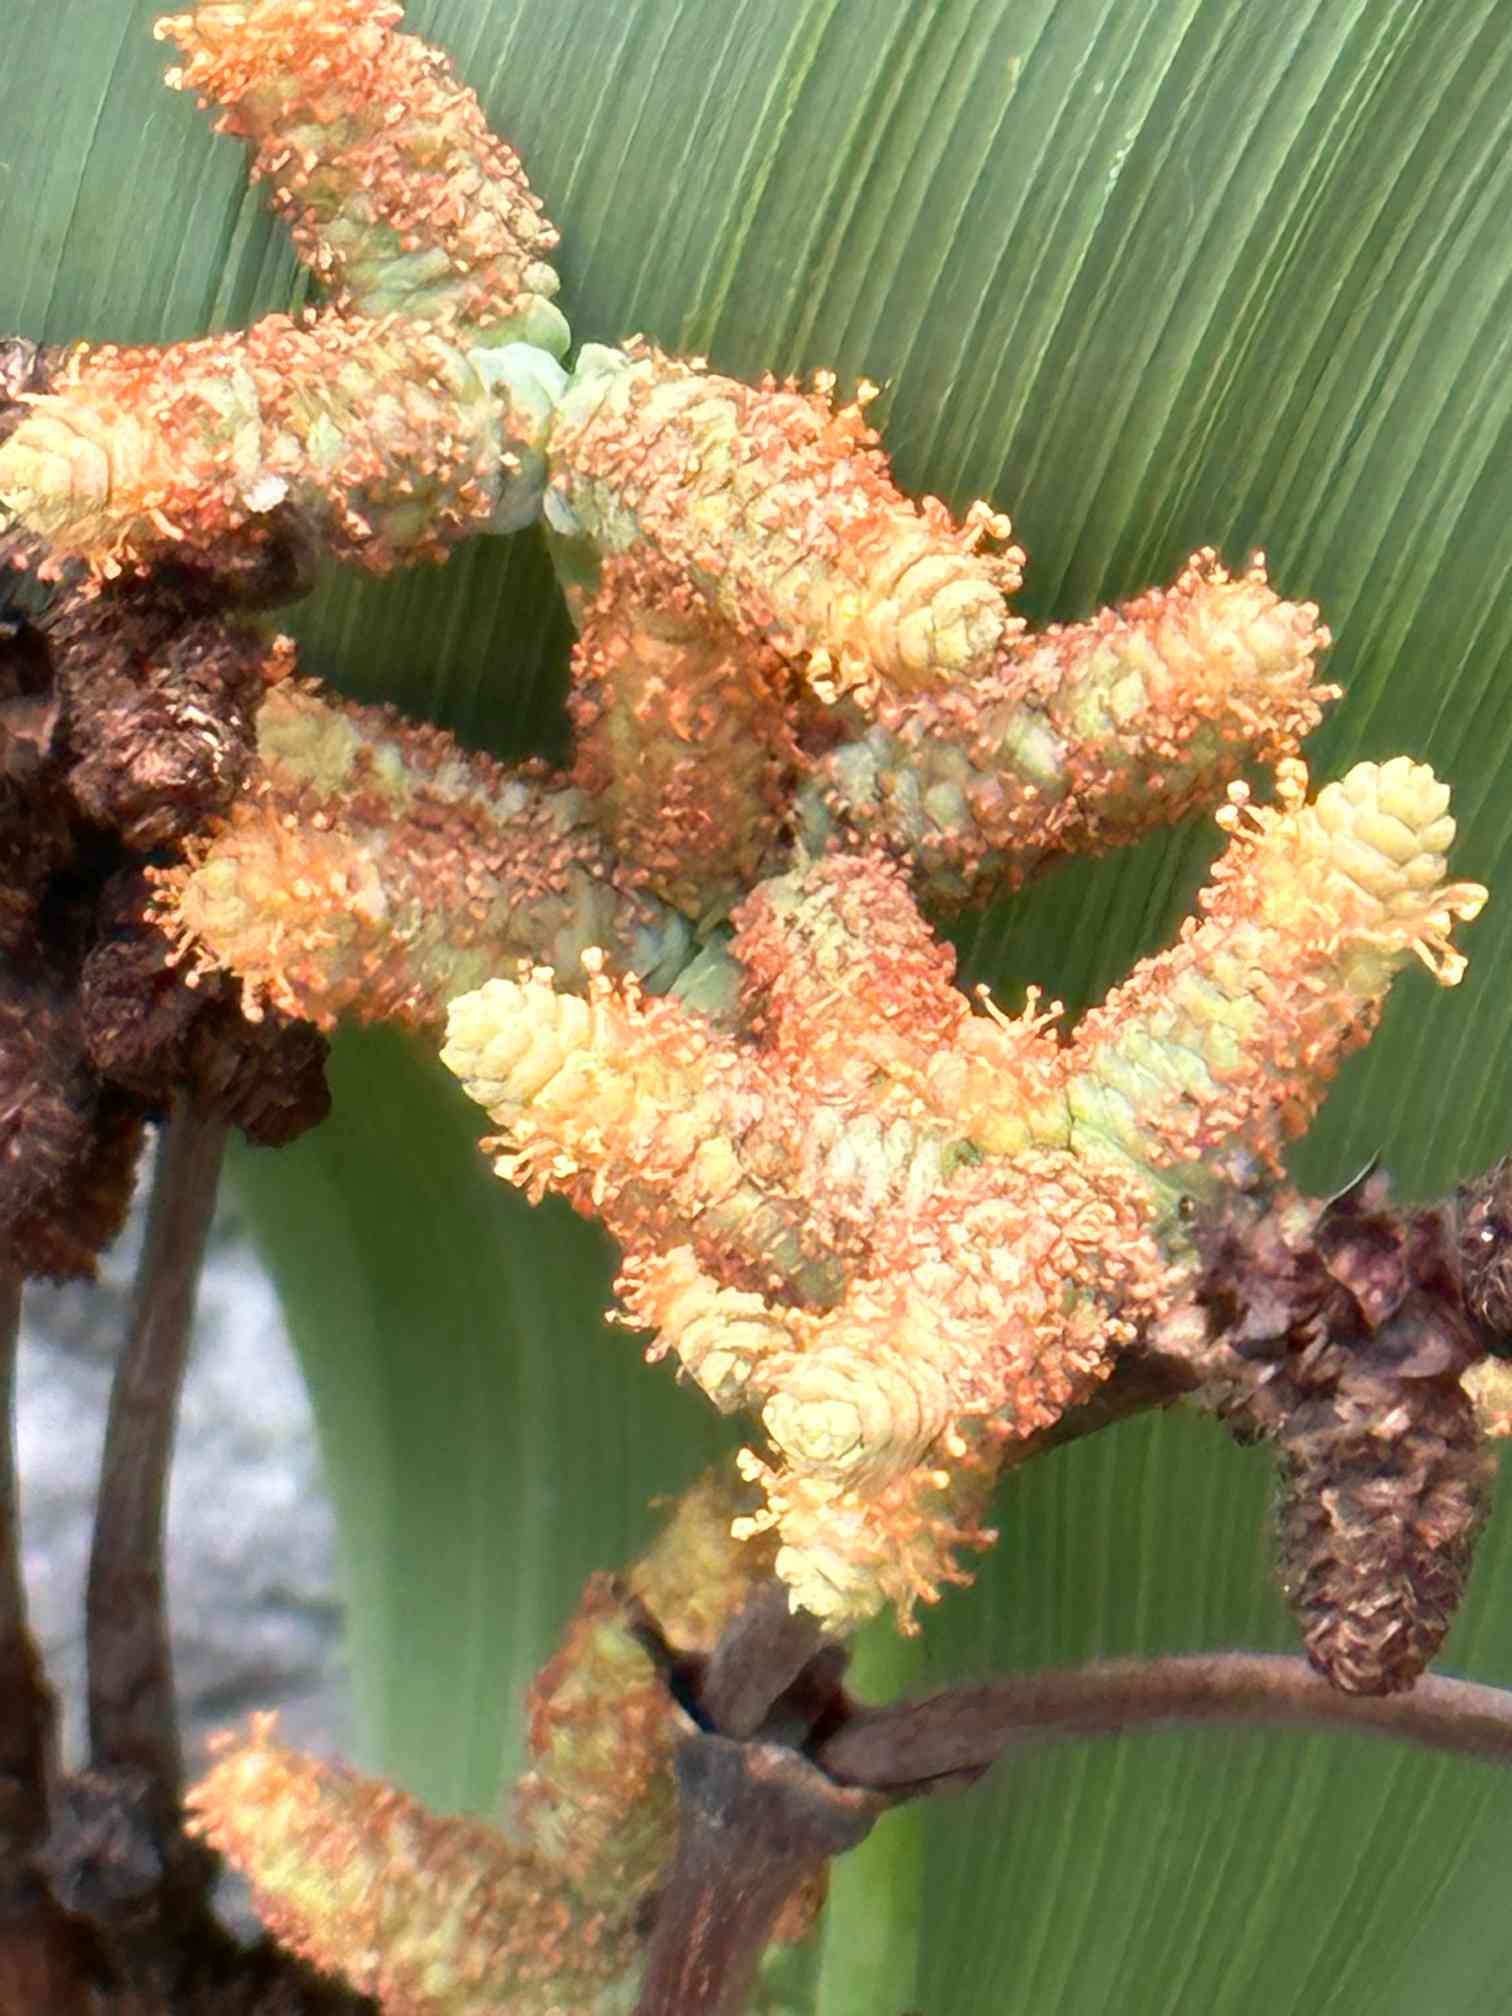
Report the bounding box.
[817,1652,1512,1791]
[635,1735,880,2016]
[698,1582,824,1741]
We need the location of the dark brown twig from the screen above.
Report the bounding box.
[816,1652,1512,1792]
[0,1271,94,2012]
[697,1582,825,1741]
[0,1270,54,1873]
[634,1735,880,2016]
[36,1088,369,1991]
[84,1099,227,1802]
[997,1350,1188,1476]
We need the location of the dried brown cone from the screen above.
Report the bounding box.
[1150,1173,1495,1694]
[82,870,329,1148]
[0,577,158,1280]
[80,871,207,1099]
[1275,1353,1488,1698]
[0,432,329,1279]
[0,952,103,1259]
[5,1081,146,1284]
[43,573,282,848]
[186,999,330,1148]
[0,604,59,779]
[1457,1155,1512,1341]
[0,602,67,950]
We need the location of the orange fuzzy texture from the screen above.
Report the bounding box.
[191,1481,817,2001]
[154,679,688,1029]
[734,1443,996,1634]
[734,849,970,1091]
[0,312,508,575]
[447,854,1167,1628]
[625,1467,780,1649]
[804,551,1336,907]
[155,0,562,334]
[188,1716,638,2013]
[631,1153,1163,1629]
[1063,757,1488,1193]
[443,957,847,1307]
[751,1154,1161,1479]
[617,1156,1155,1630]
[442,854,1060,1311]
[516,1475,774,1908]
[731,850,1062,1155]
[547,341,1022,701]
[445,766,1484,1628]
[568,554,807,922]
[514,1574,683,1911]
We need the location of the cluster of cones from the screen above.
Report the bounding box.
[0,339,328,1283]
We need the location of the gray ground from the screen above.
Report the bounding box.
[15,1164,353,1780]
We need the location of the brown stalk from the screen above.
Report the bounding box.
[0,1269,54,1871]
[816,1652,1512,1792]
[697,1582,825,1742]
[1000,1352,1188,1471]
[634,1735,880,2016]
[84,1099,227,1802]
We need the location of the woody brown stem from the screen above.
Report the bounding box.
[0,1270,54,1873]
[999,1351,1188,1473]
[698,1582,824,1741]
[634,1735,880,2016]
[84,1100,227,1801]
[816,1652,1512,1791]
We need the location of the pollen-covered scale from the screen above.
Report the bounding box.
[1,0,1505,2007]
[5,0,1485,1640]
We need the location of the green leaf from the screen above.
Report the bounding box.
[7,2,1512,2011]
